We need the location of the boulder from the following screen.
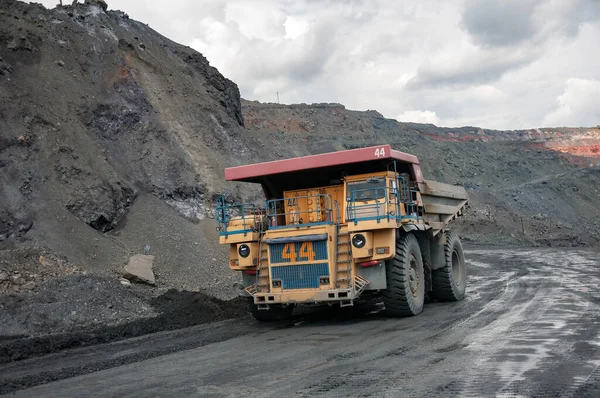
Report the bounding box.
[123,254,155,285]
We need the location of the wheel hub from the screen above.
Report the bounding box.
[451,250,462,286]
[409,253,419,296]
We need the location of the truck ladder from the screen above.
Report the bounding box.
[257,239,270,293]
[335,225,352,289]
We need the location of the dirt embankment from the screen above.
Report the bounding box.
[241,100,600,247]
[0,273,248,364]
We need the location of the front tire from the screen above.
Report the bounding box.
[383,233,425,317]
[248,298,294,322]
[432,231,466,301]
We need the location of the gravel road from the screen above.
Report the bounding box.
[2,247,600,397]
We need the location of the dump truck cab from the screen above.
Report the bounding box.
[217,145,468,321]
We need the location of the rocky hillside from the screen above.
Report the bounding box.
[0,0,264,295]
[242,100,600,247]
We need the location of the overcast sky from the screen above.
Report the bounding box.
[37,0,600,129]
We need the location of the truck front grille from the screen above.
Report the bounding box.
[271,263,329,290]
[269,240,328,263]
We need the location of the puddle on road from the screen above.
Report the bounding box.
[467,260,494,269]
[459,248,600,396]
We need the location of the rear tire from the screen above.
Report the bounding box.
[382,233,425,317]
[248,298,294,322]
[432,231,466,301]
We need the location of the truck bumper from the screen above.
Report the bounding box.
[246,274,370,307]
[253,289,358,305]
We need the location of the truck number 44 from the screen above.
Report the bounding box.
[374,147,386,158]
[282,242,315,262]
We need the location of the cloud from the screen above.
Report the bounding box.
[461,0,538,47]
[543,78,600,127]
[533,0,600,38]
[461,0,600,48]
[284,15,310,39]
[407,47,538,89]
[224,0,286,42]
[396,110,440,125]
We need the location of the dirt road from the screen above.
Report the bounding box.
[2,247,600,397]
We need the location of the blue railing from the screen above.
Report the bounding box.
[215,195,265,236]
[347,187,398,224]
[216,175,421,232]
[346,182,420,224]
[266,194,335,228]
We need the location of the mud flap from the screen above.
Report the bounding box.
[430,232,447,271]
[357,262,387,290]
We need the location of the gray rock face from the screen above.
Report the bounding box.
[123,255,155,285]
[0,0,260,279]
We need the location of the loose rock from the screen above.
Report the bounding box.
[123,255,155,285]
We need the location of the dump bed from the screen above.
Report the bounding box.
[418,180,468,236]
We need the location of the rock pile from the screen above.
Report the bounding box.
[0,252,82,294]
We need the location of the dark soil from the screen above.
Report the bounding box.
[0,317,260,395]
[0,278,247,363]
[151,289,247,328]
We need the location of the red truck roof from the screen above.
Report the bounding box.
[225,145,424,198]
[226,145,421,181]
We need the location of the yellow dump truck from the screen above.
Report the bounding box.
[216,145,468,321]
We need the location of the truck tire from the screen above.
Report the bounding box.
[382,232,425,317]
[248,298,294,322]
[432,231,466,301]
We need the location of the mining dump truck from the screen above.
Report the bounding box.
[216,145,468,321]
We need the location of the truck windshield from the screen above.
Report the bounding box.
[347,178,386,201]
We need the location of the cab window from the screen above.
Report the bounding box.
[347,178,386,201]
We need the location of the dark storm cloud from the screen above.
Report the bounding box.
[555,0,600,36]
[460,0,538,47]
[406,51,537,89]
[409,0,600,90]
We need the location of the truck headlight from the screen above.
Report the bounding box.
[238,244,250,258]
[352,234,366,248]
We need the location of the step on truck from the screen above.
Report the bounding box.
[216,145,468,321]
